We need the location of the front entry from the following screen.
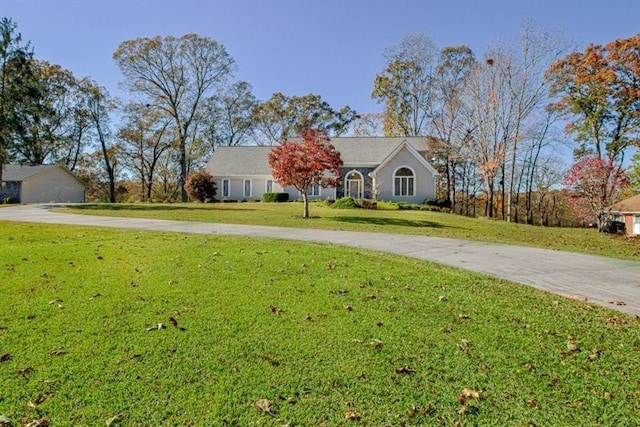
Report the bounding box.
[345,171,363,199]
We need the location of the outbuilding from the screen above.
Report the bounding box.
[1,164,85,204]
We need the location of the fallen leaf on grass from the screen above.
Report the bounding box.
[0,353,10,362]
[345,410,361,420]
[395,366,416,375]
[169,317,178,328]
[270,305,282,314]
[145,323,166,332]
[0,414,9,424]
[458,313,470,319]
[105,414,123,426]
[343,305,353,311]
[24,417,49,427]
[89,293,102,300]
[458,387,482,405]
[367,339,384,350]
[47,299,63,305]
[254,398,274,414]
[18,367,34,376]
[50,349,67,356]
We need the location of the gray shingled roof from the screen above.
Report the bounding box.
[2,164,59,182]
[206,137,428,176]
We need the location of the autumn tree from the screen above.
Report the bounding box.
[429,45,476,211]
[547,34,640,161]
[113,34,236,201]
[253,92,358,145]
[268,129,343,218]
[372,33,439,136]
[118,102,173,200]
[549,34,639,225]
[564,156,626,228]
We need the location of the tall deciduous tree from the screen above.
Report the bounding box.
[204,80,258,150]
[547,34,640,160]
[429,45,476,210]
[119,102,173,200]
[78,79,119,203]
[372,33,438,136]
[253,92,357,145]
[113,34,236,201]
[268,129,343,218]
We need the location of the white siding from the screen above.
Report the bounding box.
[375,147,436,203]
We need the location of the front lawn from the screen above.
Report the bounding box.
[57,202,640,260]
[1,222,639,425]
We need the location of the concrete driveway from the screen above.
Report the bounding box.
[1,204,639,316]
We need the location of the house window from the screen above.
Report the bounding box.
[394,167,415,197]
[307,184,321,197]
[266,179,273,193]
[222,179,230,198]
[243,179,252,198]
[345,171,363,199]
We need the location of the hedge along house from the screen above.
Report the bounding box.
[205,137,438,203]
[608,194,640,236]
[1,164,85,203]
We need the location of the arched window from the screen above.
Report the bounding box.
[394,167,415,197]
[345,170,363,199]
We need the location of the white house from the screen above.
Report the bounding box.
[205,137,439,203]
[1,164,85,203]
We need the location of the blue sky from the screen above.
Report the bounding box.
[2,0,640,115]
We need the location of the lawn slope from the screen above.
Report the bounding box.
[1,222,638,425]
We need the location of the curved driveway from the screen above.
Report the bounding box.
[1,204,639,316]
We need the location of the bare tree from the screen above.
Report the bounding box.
[113,34,236,201]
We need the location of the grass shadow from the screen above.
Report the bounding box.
[331,215,459,229]
[64,203,257,212]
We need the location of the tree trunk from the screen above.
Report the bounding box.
[302,192,309,219]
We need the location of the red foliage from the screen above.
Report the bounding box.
[563,157,626,226]
[268,129,343,217]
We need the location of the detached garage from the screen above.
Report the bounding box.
[1,164,85,203]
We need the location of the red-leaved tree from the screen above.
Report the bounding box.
[268,129,343,218]
[563,157,627,229]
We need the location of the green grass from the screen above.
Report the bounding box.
[57,202,640,260]
[1,222,639,425]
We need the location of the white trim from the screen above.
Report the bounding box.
[393,166,416,197]
[243,179,252,198]
[369,141,439,178]
[345,169,364,199]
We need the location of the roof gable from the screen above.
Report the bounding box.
[370,141,439,177]
[609,194,640,213]
[2,164,84,185]
[2,164,58,182]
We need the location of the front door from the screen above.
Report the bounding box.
[345,171,363,199]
